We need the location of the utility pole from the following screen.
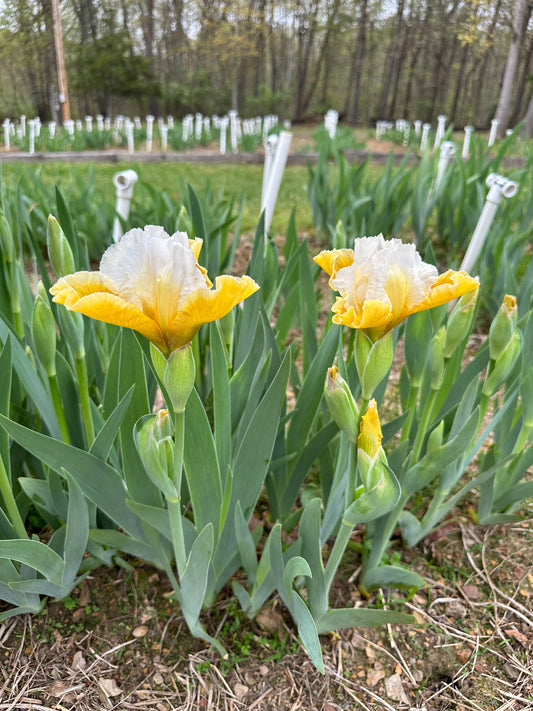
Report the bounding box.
[51,0,71,123]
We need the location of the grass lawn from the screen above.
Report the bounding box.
[1,160,316,236]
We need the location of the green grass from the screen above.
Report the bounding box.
[0,161,314,236]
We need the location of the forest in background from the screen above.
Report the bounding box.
[0,0,533,134]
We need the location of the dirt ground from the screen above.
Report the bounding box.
[0,514,531,711]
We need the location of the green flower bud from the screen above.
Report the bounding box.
[47,215,75,278]
[354,330,394,400]
[489,295,517,362]
[0,210,14,263]
[483,329,522,397]
[324,366,359,442]
[404,310,432,388]
[426,420,444,454]
[151,343,195,414]
[219,310,235,365]
[134,410,178,501]
[429,327,446,390]
[520,316,533,428]
[333,220,347,249]
[32,282,57,377]
[444,287,478,359]
[58,309,85,360]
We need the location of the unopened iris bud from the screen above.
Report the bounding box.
[357,399,387,491]
[324,366,359,442]
[426,420,444,454]
[489,295,517,362]
[0,210,14,263]
[483,329,522,397]
[32,282,57,377]
[57,309,85,360]
[134,410,178,501]
[354,330,394,400]
[429,327,446,390]
[219,310,235,365]
[47,215,75,278]
[520,316,533,428]
[151,343,195,413]
[333,220,347,250]
[444,287,478,359]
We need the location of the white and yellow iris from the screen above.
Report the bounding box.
[315,235,479,340]
[50,225,259,356]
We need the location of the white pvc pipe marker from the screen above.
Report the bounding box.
[435,141,456,190]
[460,173,518,274]
[261,131,292,235]
[112,170,138,243]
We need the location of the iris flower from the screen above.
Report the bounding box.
[315,234,479,340]
[50,226,259,356]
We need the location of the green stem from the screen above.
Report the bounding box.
[324,518,354,594]
[75,356,95,446]
[360,495,407,590]
[48,374,71,444]
[169,411,187,575]
[344,443,357,512]
[410,388,438,463]
[399,383,420,443]
[0,455,27,539]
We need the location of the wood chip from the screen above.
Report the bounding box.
[133,625,149,638]
[234,683,249,700]
[366,669,386,687]
[385,673,410,704]
[98,677,122,698]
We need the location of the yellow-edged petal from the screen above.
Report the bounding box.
[412,270,479,315]
[50,274,167,351]
[332,296,392,330]
[314,249,354,278]
[165,275,259,351]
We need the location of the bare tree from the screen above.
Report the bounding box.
[494,0,528,136]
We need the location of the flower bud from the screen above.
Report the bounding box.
[0,210,14,263]
[333,220,347,250]
[134,410,178,501]
[404,311,432,388]
[357,399,387,491]
[324,366,359,441]
[520,316,533,428]
[47,215,75,278]
[57,309,85,360]
[429,327,446,390]
[426,420,444,454]
[489,295,517,362]
[483,329,522,397]
[151,343,196,413]
[32,282,57,377]
[219,310,235,365]
[354,330,394,400]
[444,287,478,359]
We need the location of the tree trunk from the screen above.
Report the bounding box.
[494,0,527,136]
[377,0,405,119]
[348,0,368,124]
[521,91,533,136]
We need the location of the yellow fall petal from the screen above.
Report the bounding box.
[411,270,480,315]
[166,275,259,351]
